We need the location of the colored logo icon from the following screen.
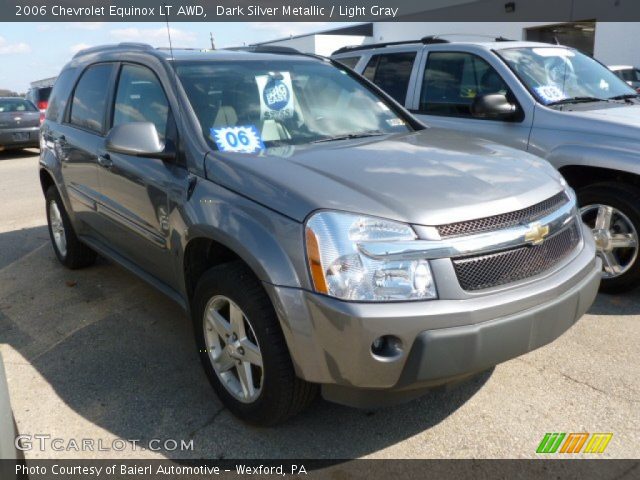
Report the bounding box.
[536,433,613,454]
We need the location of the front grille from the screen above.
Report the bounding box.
[453,221,581,291]
[437,192,568,238]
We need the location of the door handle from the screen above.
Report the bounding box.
[97,153,113,169]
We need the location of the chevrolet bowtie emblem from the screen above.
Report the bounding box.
[524,222,550,245]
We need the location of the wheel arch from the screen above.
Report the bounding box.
[181,222,304,303]
[559,165,640,191]
[546,144,640,191]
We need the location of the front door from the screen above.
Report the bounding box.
[411,50,532,150]
[97,63,184,287]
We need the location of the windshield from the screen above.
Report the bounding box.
[0,98,38,112]
[175,59,410,151]
[497,47,637,105]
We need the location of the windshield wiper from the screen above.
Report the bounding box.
[608,93,639,101]
[547,96,608,106]
[312,131,385,143]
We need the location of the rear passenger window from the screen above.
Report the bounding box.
[46,69,75,121]
[70,64,113,133]
[113,64,170,140]
[335,56,360,69]
[362,52,416,104]
[420,52,509,118]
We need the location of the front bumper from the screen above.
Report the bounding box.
[265,224,600,408]
[0,127,39,148]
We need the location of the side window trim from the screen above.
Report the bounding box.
[109,61,173,132]
[362,49,420,106]
[109,61,181,163]
[63,62,118,137]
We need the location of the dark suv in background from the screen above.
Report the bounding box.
[39,43,599,424]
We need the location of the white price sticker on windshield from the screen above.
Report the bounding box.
[535,85,567,103]
[210,125,264,153]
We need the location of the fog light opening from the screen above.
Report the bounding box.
[371,335,403,359]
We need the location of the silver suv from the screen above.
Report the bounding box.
[40,43,599,425]
[334,37,640,292]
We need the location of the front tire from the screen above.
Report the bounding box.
[45,186,97,269]
[192,261,317,425]
[578,182,640,293]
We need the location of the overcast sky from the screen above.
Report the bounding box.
[0,22,351,92]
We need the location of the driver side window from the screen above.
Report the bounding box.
[420,51,509,118]
[113,64,170,140]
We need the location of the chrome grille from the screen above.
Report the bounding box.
[437,192,568,238]
[452,221,581,291]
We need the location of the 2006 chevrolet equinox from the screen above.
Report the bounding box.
[39,43,601,425]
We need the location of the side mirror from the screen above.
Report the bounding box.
[106,122,175,160]
[471,93,518,120]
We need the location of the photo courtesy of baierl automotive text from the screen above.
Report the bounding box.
[0,0,639,478]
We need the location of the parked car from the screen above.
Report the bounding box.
[333,38,640,292]
[26,84,53,113]
[0,98,41,151]
[40,43,600,425]
[609,65,640,92]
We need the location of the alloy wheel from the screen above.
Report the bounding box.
[203,295,264,403]
[581,204,639,278]
[49,200,67,257]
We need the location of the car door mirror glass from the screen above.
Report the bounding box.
[106,122,173,159]
[471,93,517,120]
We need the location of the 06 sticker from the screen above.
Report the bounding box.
[210,125,265,153]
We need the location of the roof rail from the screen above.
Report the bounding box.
[332,39,424,55]
[226,45,301,54]
[420,35,450,44]
[331,34,514,55]
[73,42,153,58]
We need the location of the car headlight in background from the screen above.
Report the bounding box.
[305,211,437,301]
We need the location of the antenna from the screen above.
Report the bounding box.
[164,10,187,171]
[210,32,215,50]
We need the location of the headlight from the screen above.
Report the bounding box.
[305,211,437,301]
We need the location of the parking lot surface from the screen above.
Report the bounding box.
[0,149,638,459]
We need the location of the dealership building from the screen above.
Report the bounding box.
[253,14,639,68]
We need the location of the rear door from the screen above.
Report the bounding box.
[96,62,183,286]
[56,63,116,235]
[410,48,533,149]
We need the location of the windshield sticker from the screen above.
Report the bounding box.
[255,72,295,120]
[210,125,264,153]
[535,85,567,103]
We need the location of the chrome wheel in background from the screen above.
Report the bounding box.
[581,204,639,279]
[203,295,263,403]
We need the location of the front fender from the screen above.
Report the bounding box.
[184,179,308,291]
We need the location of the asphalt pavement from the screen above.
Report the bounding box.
[0,149,638,459]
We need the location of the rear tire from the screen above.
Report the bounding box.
[577,182,640,293]
[192,261,317,425]
[45,186,97,269]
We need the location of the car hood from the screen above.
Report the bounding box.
[556,103,640,137]
[204,129,565,226]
